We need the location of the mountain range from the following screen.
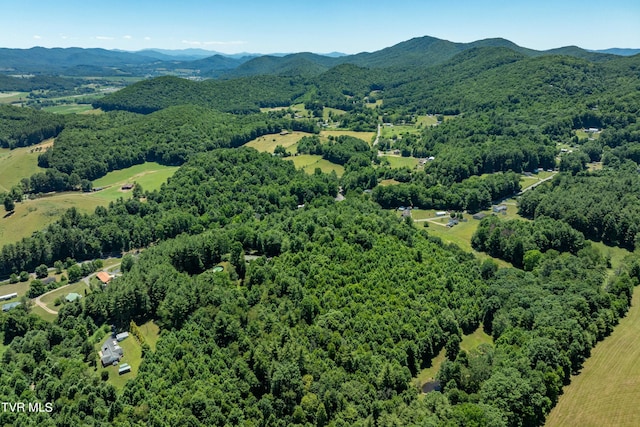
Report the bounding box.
[0,36,638,78]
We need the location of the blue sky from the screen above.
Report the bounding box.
[3,0,639,53]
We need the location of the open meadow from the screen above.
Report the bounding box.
[287,154,345,177]
[0,92,28,104]
[546,284,640,427]
[0,161,178,244]
[244,131,314,153]
[320,129,376,144]
[0,140,49,192]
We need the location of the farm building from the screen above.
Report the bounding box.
[436,211,447,217]
[99,337,124,367]
[96,271,112,285]
[65,293,82,302]
[121,183,134,190]
[472,213,487,220]
[0,292,18,301]
[2,302,21,312]
[492,205,507,213]
[118,363,131,375]
[116,332,129,342]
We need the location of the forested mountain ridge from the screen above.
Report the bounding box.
[0,35,628,77]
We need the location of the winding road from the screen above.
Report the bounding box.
[33,262,121,315]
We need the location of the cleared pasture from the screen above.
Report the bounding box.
[42,104,95,114]
[380,155,419,169]
[546,287,640,427]
[320,129,376,144]
[0,92,28,104]
[92,162,178,189]
[244,131,314,154]
[285,155,344,177]
[0,162,178,244]
[0,141,48,192]
[0,193,106,244]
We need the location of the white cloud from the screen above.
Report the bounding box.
[123,35,133,40]
[33,35,42,40]
[144,36,151,41]
[95,36,115,40]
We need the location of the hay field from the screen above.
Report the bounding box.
[546,287,640,427]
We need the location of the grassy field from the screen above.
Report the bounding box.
[42,104,95,114]
[575,129,601,140]
[286,154,345,177]
[0,92,28,104]
[0,193,106,244]
[92,162,179,195]
[546,286,640,427]
[30,305,57,322]
[0,162,178,245]
[379,179,401,186]
[416,211,514,269]
[0,140,50,192]
[320,129,376,144]
[138,320,161,351]
[244,131,314,154]
[39,281,88,309]
[380,155,420,169]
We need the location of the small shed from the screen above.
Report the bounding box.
[65,293,82,302]
[121,183,134,190]
[436,211,447,217]
[0,292,18,301]
[473,212,487,220]
[492,205,507,213]
[118,363,131,375]
[115,332,129,342]
[2,302,21,312]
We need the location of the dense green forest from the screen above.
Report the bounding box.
[517,166,640,250]
[1,41,640,426]
[0,105,66,148]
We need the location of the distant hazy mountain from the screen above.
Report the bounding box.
[0,36,630,78]
[592,48,640,56]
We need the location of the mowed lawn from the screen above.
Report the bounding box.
[546,287,640,427]
[380,155,420,169]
